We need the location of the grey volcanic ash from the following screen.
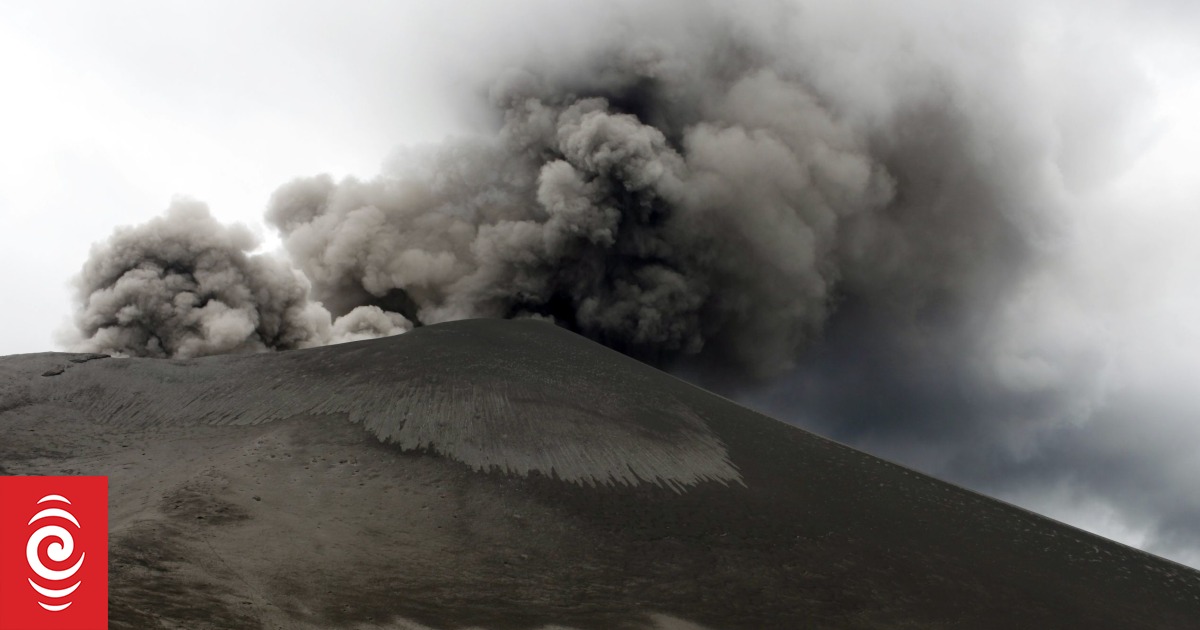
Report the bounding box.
[73,1,1036,379]
[70,200,329,358]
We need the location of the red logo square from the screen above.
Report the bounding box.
[0,476,108,630]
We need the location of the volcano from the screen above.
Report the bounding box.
[1,319,1197,629]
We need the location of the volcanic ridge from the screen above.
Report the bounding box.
[1,319,1198,629]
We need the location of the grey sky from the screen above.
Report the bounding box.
[4,0,1200,569]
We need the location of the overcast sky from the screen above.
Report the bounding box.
[4,0,1200,569]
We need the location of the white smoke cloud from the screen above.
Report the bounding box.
[330,306,413,345]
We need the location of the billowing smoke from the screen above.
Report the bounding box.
[264,56,902,376]
[77,8,918,372]
[328,305,413,344]
[63,0,1139,415]
[71,201,324,358]
[67,0,1200,565]
[70,200,410,357]
[248,4,1054,384]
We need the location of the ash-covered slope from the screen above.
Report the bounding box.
[1,320,1198,629]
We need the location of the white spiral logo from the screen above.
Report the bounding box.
[26,494,85,612]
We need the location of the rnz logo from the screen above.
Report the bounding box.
[27,494,86,611]
[1,476,107,630]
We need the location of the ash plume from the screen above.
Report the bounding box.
[257,6,1049,382]
[74,3,1052,376]
[263,38,920,376]
[69,201,412,358]
[71,201,329,358]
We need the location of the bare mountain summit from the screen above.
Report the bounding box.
[1,319,1197,629]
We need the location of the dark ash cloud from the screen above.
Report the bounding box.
[263,61,897,376]
[73,2,1065,376]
